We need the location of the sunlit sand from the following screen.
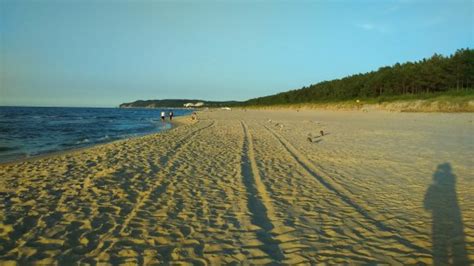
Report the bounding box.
[0,110,473,264]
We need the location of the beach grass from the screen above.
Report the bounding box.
[242,89,474,112]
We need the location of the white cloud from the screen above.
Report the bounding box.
[355,23,388,33]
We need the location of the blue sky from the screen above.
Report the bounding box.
[1,0,473,107]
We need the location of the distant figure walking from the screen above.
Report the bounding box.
[169,111,174,121]
[424,163,468,265]
[161,111,166,122]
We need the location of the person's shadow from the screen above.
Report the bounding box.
[424,163,469,265]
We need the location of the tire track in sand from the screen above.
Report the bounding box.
[110,120,216,235]
[89,120,215,257]
[240,121,285,262]
[2,121,215,261]
[82,120,211,197]
[263,124,431,255]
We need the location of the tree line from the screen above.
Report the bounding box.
[244,48,474,106]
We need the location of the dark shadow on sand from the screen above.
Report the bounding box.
[424,163,469,265]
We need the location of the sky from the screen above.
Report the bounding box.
[0,0,473,107]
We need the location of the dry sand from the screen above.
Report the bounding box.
[0,109,473,264]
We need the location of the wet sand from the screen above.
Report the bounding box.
[0,109,473,264]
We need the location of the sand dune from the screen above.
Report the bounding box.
[0,110,473,264]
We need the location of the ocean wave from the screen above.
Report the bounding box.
[75,138,90,144]
[98,135,110,141]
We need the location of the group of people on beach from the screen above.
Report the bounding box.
[161,111,173,122]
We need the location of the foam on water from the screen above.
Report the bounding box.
[0,106,192,163]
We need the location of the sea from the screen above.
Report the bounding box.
[0,106,193,163]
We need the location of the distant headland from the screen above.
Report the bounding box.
[119,99,241,108]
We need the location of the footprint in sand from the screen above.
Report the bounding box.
[179,225,194,238]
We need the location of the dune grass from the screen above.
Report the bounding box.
[241,89,474,112]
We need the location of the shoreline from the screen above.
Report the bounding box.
[0,115,194,166]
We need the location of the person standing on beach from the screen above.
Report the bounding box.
[169,111,174,121]
[161,111,166,122]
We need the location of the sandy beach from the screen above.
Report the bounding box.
[0,109,473,264]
